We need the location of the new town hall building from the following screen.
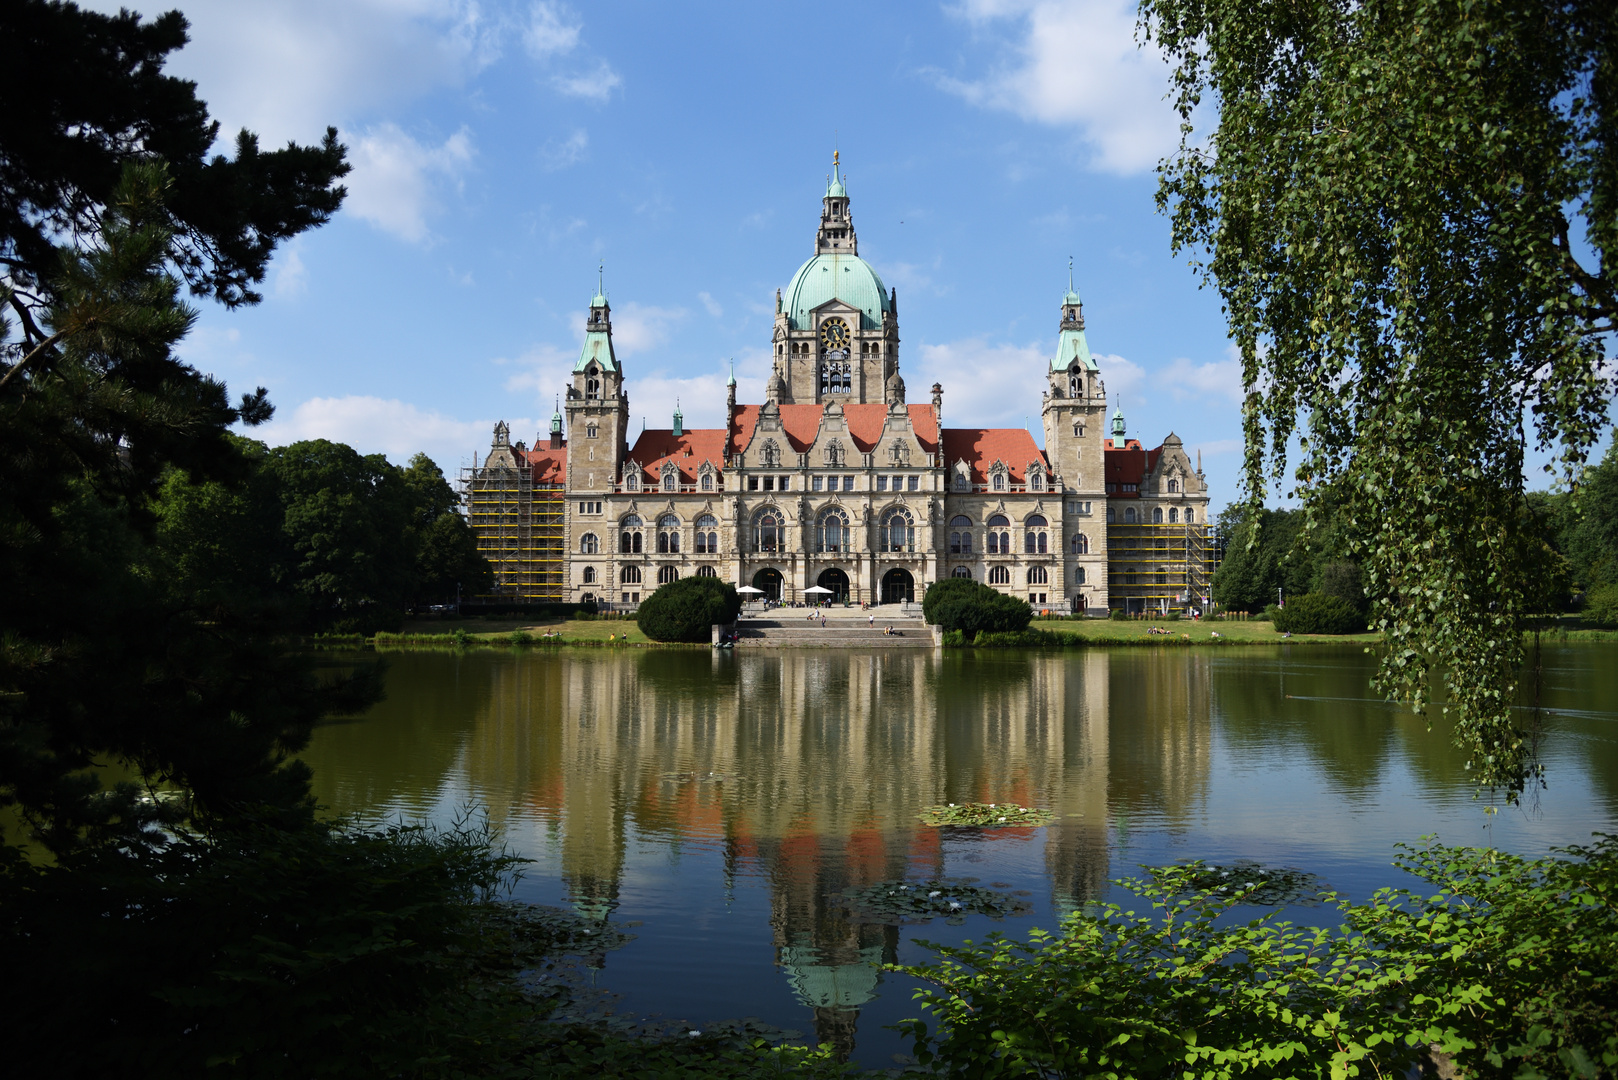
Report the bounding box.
[466,159,1213,614]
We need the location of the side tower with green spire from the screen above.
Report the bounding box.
[565,273,629,493]
[1039,263,1111,612]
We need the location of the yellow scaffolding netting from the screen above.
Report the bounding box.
[459,464,566,602]
[1105,522,1219,613]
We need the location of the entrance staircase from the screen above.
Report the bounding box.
[733,607,936,648]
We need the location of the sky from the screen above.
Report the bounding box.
[111,0,1257,505]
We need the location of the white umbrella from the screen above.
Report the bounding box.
[736,585,764,594]
[802,585,833,594]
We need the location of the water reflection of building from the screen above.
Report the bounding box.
[1104,650,1213,826]
[455,649,1125,1055]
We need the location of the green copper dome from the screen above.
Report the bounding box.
[782,252,891,330]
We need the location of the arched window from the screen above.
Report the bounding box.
[1168,479,1179,493]
[657,514,681,554]
[1152,507,1164,523]
[989,566,1010,585]
[1169,507,1179,523]
[621,565,642,584]
[753,509,782,553]
[586,376,600,399]
[1124,506,1136,524]
[695,514,719,554]
[1024,514,1048,554]
[986,514,1010,555]
[992,472,1006,491]
[701,472,714,491]
[1107,504,1116,523]
[1071,533,1090,555]
[583,566,597,583]
[817,508,850,553]
[949,515,973,555]
[657,565,678,585]
[1184,508,1195,524]
[619,515,642,554]
[697,566,716,577]
[952,566,972,578]
[1076,567,1087,584]
[1028,566,1048,585]
[662,467,677,493]
[1069,366,1081,397]
[580,533,599,554]
[1031,471,1045,492]
[881,507,914,553]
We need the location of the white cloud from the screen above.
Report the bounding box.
[913,339,1048,430]
[1094,351,1147,403]
[610,303,688,355]
[256,395,534,472]
[698,292,724,318]
[346,124,475,242]
[499,343,578,400]
[1160,354,1244,404]
[552,61,622,100]
[104,0,504,149]
[523,1,581,58]
[936,0,1182,174]
[271,244,308,299]
[542,129,589,170]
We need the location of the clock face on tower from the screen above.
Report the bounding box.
[819,317,850,353]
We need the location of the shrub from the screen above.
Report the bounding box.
[1165,611,1181,621]
[926,581,1032,640]
[1584,583,1618,627]
[899,838,1618,1080]
[922,576,989,623]
[1271,592,1366,634]
[635,576,742,642]
[1109,608,1128,621]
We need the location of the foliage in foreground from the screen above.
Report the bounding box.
[1142,0,1618,798]
[636,575,743,642]
[899,837,1618,1079]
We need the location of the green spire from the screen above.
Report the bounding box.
[1064,256,1081,305]
[672,399,683,437]
[591,261,608,308]
[551,397,563,435]
[826,149,847,198]
[1111,402,1127,445]
[727,359,737,388]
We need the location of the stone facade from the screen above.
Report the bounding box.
[471,157,1212,614]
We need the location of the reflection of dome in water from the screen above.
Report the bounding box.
[778,943,885,1010]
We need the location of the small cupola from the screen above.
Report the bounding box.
[672,401,684,438]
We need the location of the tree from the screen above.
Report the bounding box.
[636,576,742,642]
[268,439,414,627]
[1,166,367,853]
[401,453,491,604]
[0,0,348,326]
[922,578,1033,640]
[1142,0,1618,797]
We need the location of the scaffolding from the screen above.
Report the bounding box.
[1106,522,1217,614]
[460,462,566,602]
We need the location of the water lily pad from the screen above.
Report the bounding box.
[836,879,1033,924]
[1176,860,1328,907]
[918,802,1053,828]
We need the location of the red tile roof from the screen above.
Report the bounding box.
[1103,441,1159,495]
[729,403,940,457]
[940,428,1049,484]
[514,445,567,484]
[626,427,729,484]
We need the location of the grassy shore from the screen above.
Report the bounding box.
[1028,617,1380,646]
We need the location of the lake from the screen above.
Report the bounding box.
[302,644,1618,1066]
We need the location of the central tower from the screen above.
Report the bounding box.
[771,154,901,405]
